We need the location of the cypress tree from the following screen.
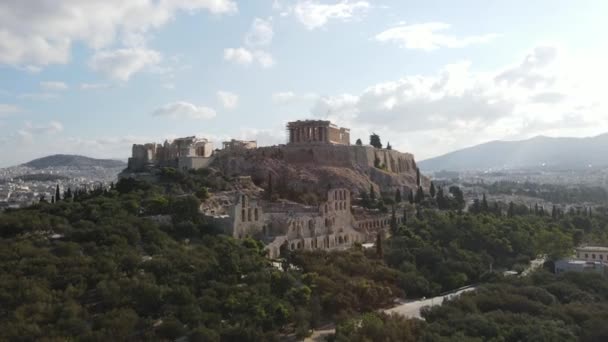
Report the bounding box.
[395,189,402,203]
[370,184,376,201]
[430,182,436,198]
[508,202,515,217]
[481,193,489,212]
[355,138,362,145]
[408,189,414,204]
[55,184,61,202]
[267,172,273,200]
[390,207,398,234]
[376,232,383,258]
[386,142,392,150]
[415,186,425,204]
[416,168,421,187]
[436,187,446,209]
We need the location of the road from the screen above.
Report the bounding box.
[303,256,546,341]
[383,285,477,319]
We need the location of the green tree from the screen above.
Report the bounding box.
[376,232,384,258]
[416,168,421,187]
[415,187,425,204]
[55,184,61,202]
[356,138,362,145]
[370,184,376,201]
[408,189,414,204]
[369,133,382,149]
[395,189,402,203]
[429,182,436,198]
[386,142,392,150]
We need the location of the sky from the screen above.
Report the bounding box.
[1,0,607,167]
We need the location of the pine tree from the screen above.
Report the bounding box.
[376,232,383,258]
[55,185,61,202]
[369,133,382,149]
[395,189,402,203]
[429,182,436,198]
[355,138,362,146]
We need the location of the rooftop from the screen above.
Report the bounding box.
[576,246,608,252]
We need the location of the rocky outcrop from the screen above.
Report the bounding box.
[211,144,429,198]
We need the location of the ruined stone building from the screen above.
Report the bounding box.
[287,120,350,145]
[201,184,406,259]
[127,136,214,171]
[222,139,257,151]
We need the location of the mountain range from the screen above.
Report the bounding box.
[419,134,608,172]
[21,154,126,169]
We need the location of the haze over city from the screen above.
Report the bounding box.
[1,0,607,167]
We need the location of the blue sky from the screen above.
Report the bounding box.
[1,0,607,167]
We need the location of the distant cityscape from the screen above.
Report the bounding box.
[0,164,124,210]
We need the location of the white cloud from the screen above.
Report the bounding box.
[223,48,254,65]
[309,45,608,159]
[272,91,318,104]
[245,18,274,46]
[375,22,497,51]
[17,120,64,143]
[223,48,274,68]
[0,104,21,117]
[89,48,161,81]
[40,81,68,91]
[0,0,238,68]
[217,91,239,109]
[152,101,216,120]
[18,93,58,100]
[294,0,370,30]
[80,83,110,90]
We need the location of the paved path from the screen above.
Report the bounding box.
[383,286,477,319]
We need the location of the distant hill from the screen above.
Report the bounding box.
[22,154,126,169]
[419,134,608,172]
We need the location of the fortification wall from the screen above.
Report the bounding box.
[279,144,416,174]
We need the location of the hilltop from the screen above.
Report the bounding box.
[22,154,126,169]
[419,133,608,172]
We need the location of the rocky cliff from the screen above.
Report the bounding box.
[211,144,429,198]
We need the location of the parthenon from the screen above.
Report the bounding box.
[287,120,350,145]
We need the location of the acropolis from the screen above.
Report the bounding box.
[124,118,427,258]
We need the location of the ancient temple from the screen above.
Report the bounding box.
[286,120,350,145]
